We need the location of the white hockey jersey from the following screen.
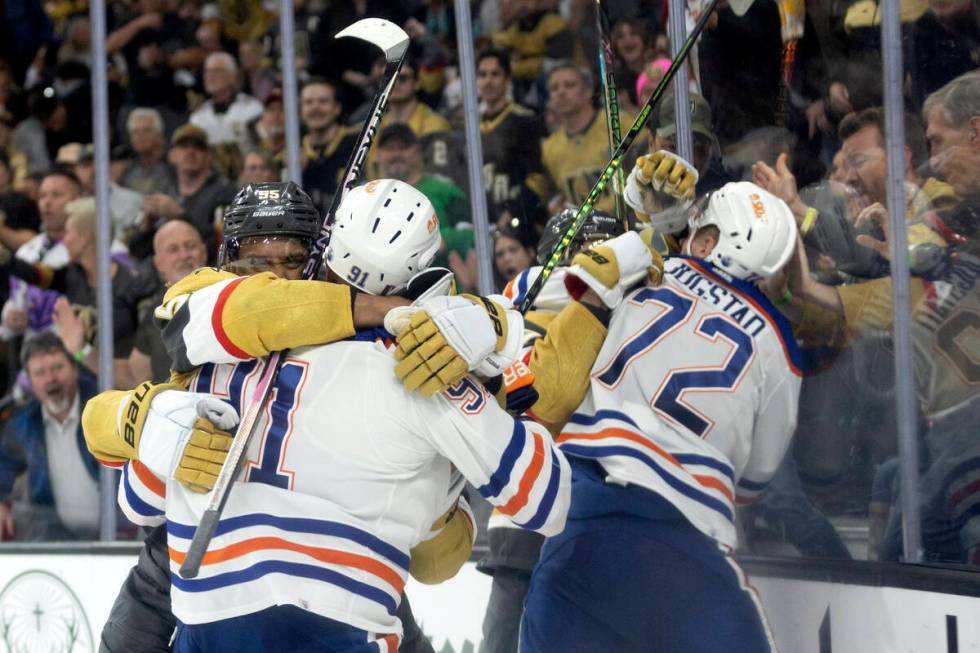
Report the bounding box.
[558,256,802,547]
[502,266,570,313]
[118,338,570,644]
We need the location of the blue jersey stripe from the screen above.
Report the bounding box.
[122,465,164,518]
[167,514,409,571]
[674,454,735,483]
[518,450,562,531]
[559,443,734,522]
[477,420,526,500]
[567,410,642,430]
[171,560,398,615]
[736,477,768,491]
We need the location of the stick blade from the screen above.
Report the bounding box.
[336,18,410,62]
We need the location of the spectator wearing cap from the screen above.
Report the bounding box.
[190,52,264,180]
[68,144,145,247]
[0,332,101,541]
[131,124,235,262]
[121,107,177,197]
[246,89,287,167]
[300,78,360,214]
[375,123,473,272]
[0,169,79,341]
[646,92,730,194]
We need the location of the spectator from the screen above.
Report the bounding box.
[0,110,29,185]
[646,92,730,194]
[189,51,263,180]
[924,70,980,200]
[477,48,549,215]
[0,149,40,254]
[132,124,236,261]
[300,78,359,214]
[239,149,281,185]
[6,198,146,384]
[120,107,177,196]
[367,60,457,184]
[0,168,78,340]
[492,0,579,107]
[493,223,538,287]
[10,88,63,175]
[57,13,92,68]
[907,0,980,110]
[105,0,185,113]
[247,89,286,166]
[611,18,656,109]
[70,144,145,247]
[838,108,956,242]
[542,62,631,214]
[129,219,207,384]
[238,39,276,104]
[376,123,473,270]
[0,332,100,541]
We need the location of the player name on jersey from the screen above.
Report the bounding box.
[668,258,772,338]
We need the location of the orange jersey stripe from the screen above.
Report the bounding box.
[132,460,166,498]
[169,537,405,593]
[558,428,733,500]
[497,432,546,516]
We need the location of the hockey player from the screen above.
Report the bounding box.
[515,182,802,652]
[83,182,507,652]
[89,180,572,652]
[105,178,570,653]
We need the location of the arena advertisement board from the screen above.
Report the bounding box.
[1,549,977,652]
[0,548,491,653]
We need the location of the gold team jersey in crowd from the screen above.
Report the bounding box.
[542,109,636,215]
[799,252,980,418]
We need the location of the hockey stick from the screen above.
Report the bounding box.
[518,0,720,315]
[178,18,410,580]
[595,0,627,229]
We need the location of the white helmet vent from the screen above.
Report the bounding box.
[326,179,442,295]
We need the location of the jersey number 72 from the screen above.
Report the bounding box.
[594,286,756,437]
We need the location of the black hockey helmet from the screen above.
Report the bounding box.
[221,182,320,262]
[536,209,625,266]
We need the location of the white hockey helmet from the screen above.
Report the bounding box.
[687,181,797,281]
[326,179,442,295]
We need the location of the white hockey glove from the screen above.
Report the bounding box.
[387,294,523,396]
[136,390,239,493]
[564,230,665,309]
[624,151,698,227]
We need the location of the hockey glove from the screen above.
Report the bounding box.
[388,294,523,396]
[565,231,665,308]
[624,150,698,225]
[134,389,239,493]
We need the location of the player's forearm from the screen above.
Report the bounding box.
[352,293,410,329]
[529,299,609,434]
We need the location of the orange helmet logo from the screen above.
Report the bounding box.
[365,180,381,194]
[426,212,439,233]
[749,193,768,221]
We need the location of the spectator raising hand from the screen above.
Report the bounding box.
[751,152,807,221]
